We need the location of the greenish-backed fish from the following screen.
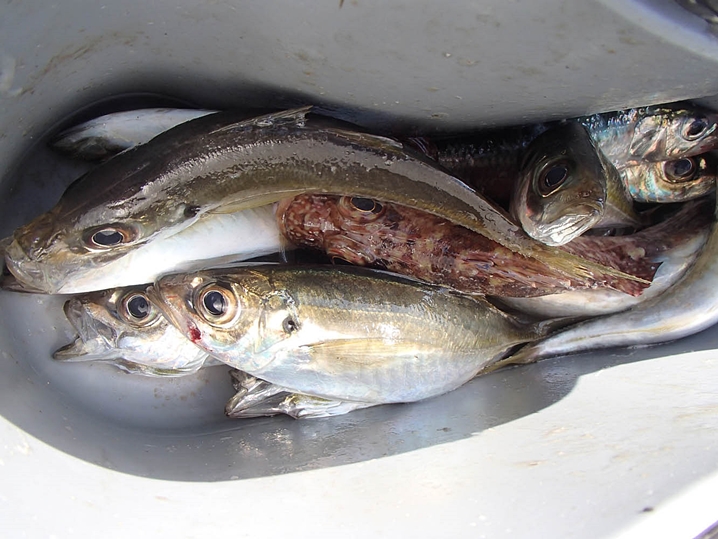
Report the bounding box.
[6,107,645,295]
[148,264,559,407]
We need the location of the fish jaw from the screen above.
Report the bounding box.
[521,204,603,247]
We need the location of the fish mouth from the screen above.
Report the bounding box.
[533,206,603,246]
[3,240,56,293]
[52,298,118,361]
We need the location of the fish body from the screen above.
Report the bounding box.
[7,107,642,294]
[620,154,717,203]
[498,197,718,366]
[50,108,216,160]
[498,198,713,317]
[54,285,210,376]
[578,105,718,166]
[278,194,657,297]
[149,264,546,404]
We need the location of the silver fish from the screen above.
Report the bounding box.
[510,122,609,246]
[6,205,285,295]
[493,196,718,367]
[50,108,215,160]
[149,264,553,405]
[54,286,210,376]
[6,107,641,294]
[579,104,718,166]
[619,154,717,203]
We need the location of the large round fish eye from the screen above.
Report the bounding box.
[119,292,158,326]
[350,197,383,214]
[682,116,710,141]
[664,157,698,183]
[196,283,239,326]
[83,225,136,250]
[536,160,570,197]
[338,196,386,221]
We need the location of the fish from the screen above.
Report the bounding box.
[225,369,374,419]
[53,285,211,376]
[49,103,718,173]
[488,195,718,369]
[619,154,718,203]
[148,264,557,405]
[578,104,718,166]
[49,108,216,160]
[6,106,644,295]
[496,198,714,317]
[4,205,285,294]
[277,194,657,297]
[511,122,619,246]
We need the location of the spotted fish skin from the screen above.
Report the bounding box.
[278,194,657,297]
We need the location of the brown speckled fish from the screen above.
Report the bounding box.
[277,194,658,298]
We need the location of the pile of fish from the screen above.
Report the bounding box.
[2,102,718,419]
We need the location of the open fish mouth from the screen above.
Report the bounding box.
[52,298,118,361]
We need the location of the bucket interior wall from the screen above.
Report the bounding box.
[3,0,718,536]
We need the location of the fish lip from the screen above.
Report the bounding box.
[3,241,54,293]
[534,206,603,246]
[52,298,117,361]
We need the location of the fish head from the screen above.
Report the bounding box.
[150,268,299,372]
[513,123,607,246]
[630,107,718,162]
[5,192,195,293]
[277,194,390,264]
[54,286,166,362]
[623,154,718,203]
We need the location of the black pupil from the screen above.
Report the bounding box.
[127,295,150,319]
[544,165,568,188]
[92,229,124,246]
[687,118,708,138]
[351,197,381,213]
[671,158,694,178]
[203,291,226,316]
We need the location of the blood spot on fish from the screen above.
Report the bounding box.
[188,326,201,343]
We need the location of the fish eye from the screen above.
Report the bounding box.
[84,225,136,250]
[119,292,158,326]
[196,284,239,326]
[350,197,383,214]
[338,196,386,221]
[682,116,710,141]
[537,161,570,196]
[664,158,697,182]
[282,316,299,334]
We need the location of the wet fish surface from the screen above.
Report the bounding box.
[620,154,717,203]
[493,195,718,367]
[497,198,713,317]
[149,264,554,405]
[50,108,216,160]
[277,194,657,297]
[6,107,642,295]
[54,285,211,376]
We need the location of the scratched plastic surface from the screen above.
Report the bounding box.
[2,1,718,537]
